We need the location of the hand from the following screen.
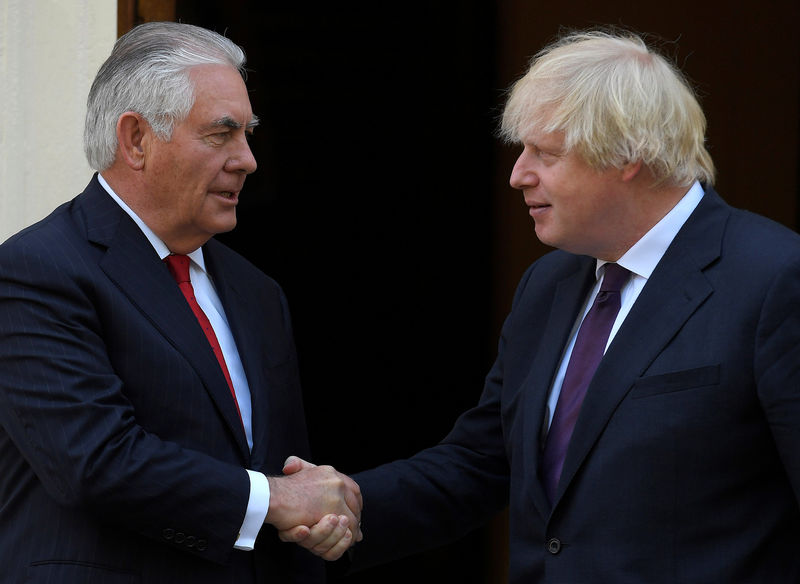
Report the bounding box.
[266,456,362,560]
[279,512,355,561]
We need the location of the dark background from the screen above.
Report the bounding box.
[174,4,500,581]
[131,1,799,581]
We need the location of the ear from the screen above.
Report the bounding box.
[116,112,149,170]
[620,160,643,182]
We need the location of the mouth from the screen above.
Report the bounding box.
[526,201,551,217]
[213,190,239,202]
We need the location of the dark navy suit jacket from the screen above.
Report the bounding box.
[351,186,800,583]
[0,176,323,583]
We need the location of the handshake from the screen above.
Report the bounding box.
[265,456,363,561]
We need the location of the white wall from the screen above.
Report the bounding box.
[0,0,116,242]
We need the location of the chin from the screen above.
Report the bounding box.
[210,216,238,235]
[533,227,557,249]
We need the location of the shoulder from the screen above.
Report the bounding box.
[2,201,76,253]
[0,200,95,287]
[727,207,800,255]
[518,249,591,288]
[0,177,112,268]
[680,190,800,309]
[714,208,800,291]
[699,185,800,266]
[508,249,592,309]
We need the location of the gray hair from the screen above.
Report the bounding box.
[500,30,715,187]
[84,21,247,171]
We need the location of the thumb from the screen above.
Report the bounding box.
[283,455,317,475]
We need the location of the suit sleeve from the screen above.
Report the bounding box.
[755,256,800,504]
[347,267,542,570]
[0,234,250,564]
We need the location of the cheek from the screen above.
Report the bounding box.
[557,192,605,237]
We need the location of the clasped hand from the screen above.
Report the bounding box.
[266,456,362,560]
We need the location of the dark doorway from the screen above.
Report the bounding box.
[175,2,500,583]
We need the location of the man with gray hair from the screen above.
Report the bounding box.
[286,30,800,582]
[0,21,360,583]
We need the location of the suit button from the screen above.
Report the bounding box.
[174,532,186,544]
[162,528,175,540]
[547,538,562,554]
[197,539,208,552]
[185,535,196,548]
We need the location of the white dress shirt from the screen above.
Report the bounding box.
[98,174,269,550]
[544,181,705,428]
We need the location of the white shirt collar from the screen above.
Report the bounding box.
[97,173,207,272]
[597,181,704,280]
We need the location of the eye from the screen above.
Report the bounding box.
[206,132,229,146]
[526,145,549,160]
[535,147,561,165]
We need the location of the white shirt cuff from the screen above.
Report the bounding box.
[234,470,270,550]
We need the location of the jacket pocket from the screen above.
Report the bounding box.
[630,364,720,399]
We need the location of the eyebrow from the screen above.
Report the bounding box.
[208,115,260,131]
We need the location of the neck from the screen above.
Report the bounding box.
[597,180,692,262]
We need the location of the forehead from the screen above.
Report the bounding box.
[521,128,566,151]
[510,99,560,143]
[186,64,254,123]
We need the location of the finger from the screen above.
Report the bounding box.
[318,526,354,561]
[354,520,363,542]
[278,524,310,543]
[292,514,341,552]
[343,475,362,512]
[341,476,363,530]
[311,515,352,559]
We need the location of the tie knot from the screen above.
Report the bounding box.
[164,254,191,284]
[600,263,630,293]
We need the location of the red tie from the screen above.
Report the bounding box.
[164,254,242,423]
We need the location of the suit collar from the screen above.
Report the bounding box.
[616,180,705,280]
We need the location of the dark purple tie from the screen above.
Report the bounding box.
[541,263,631,502]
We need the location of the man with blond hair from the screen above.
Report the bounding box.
[286,30,800,582]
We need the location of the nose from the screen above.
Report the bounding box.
[509,149,538,190]
[225,135,258,175]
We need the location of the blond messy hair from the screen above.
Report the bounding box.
[500,30,715,186]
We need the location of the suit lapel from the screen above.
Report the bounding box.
[550,189,727,507]
[203,242,267,461]
[82,179,250,460]
[521,256,596,518]
[204,241,303,472]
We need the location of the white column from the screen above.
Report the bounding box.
[0,0,116,241]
